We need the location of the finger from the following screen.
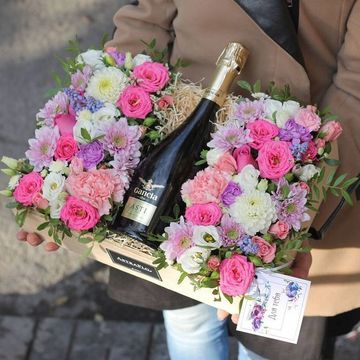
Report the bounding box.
[17,230,28,241]
[231,314,239,324]
[44,242,60,252]
[217,309,229,321]
[26,233,44,247]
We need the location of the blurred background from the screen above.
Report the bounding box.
[0,1,359,359]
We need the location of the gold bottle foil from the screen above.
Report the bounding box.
[204,43,249,107]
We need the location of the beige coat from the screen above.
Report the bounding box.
[106,0,360,316]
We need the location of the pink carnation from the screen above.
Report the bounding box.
[252,236,276,263]
[116,85,152,119]
[233,145,257,173]
[294,105,321,132]
[133,62,170,93]
[54,135,78,161]
[181,167,230,205]
[219,254,255,296]
[247,119,279,150]
[214,152,237,174]
[320,121,343,142]
[257,141,295,180]
[60,196,100,231]
[185,203,222,226]
[13,172,44,206]
[65,169,116,216]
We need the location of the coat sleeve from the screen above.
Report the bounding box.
[105,0,177,53]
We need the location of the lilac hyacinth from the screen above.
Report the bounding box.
[232,99,265,124]
[207,123,252,152]
[221,181,242,206]
[77,141,104,170]
[272,178,310,231]
[238,235,259,255]
[63,88,103,113]
[37,91,69,127]
[160,217,194,261]
[279,119,312,145]
[25,126,60,171]
[219,214,244,247]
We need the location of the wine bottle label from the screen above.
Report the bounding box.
[121,196,157,226]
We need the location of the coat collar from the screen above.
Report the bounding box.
[232,0,304,66]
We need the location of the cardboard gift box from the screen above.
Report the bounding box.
[19,143,339,314]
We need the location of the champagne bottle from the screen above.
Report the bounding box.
[110,42,249,246]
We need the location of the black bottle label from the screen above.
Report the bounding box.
[121,177,165,226]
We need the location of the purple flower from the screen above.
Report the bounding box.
[232,99,265,124]
[251,304,266,320]
[238,235,259,255]
[71,65,92,92]
[279,119,312,145]
[252,317,263,331]
[25,126,60,171]
[219,214,244,247]
[37,91,69,127]
[286,281,301,299]
[77,141,104,170]
[63,88,103,113]
[106,48,126,66]
[207,123,251,152]
[221,181,242,206]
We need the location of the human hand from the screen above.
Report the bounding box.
[16,230,60,252]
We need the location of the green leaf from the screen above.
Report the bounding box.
[78,237,93,244]
[248,255,263,267]
[6,201,19,209]
[330,188,339,197]
[342,177,359,190]
[177,272,187,285]
[324,158,340,166]
[210,271,220,280]
[201,278,219,288]
[63,227,72,238]
[321,186,328,202]
[327,172,336,186]
[341,190,353,206]
[82,245,94,258]
[37,222,50,231]
[223,293,234,304]
[100,33,109,48]
[173,203,180,219]
[237,80,252,93]
[94,234,105,242]
[15,209,28,227]
[160,215,175,224]
[317,167,325,183]
[333,173,347,187]
[253,80,261,93]
[195,159,207,166]
[80,128,91,141]
[312,185,320,200]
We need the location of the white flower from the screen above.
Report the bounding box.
[264,99,300,128]
[73,120,96,144]
[86,67,129,104]
[76,50,105,71]
[49,192,67,219]
[133,54,153,67]
[48,160,67,174]
[8,175,21,190]
[92,103,119,123]
[178,246,211,274]
[192,226,221,248]
[76,109,93,122]
[251,92,270,100]
[206,148,225,166]
[292,164,320,182]
[229,189,277,235]
[257,179,268,192]
[233,165,260,192]
[42,172,65,201]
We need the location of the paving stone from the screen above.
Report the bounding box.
[68,344,108,360]
[0,316,35,360]
[148,324,170,360]
[29,318,75,360]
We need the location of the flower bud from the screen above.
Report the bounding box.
[1,156,18,170]
[124,52,133,70]
[40,169,48,178]
[1,168,17,176]
[257,179,268,192]
[143,117,157,127]
[0,189,12,197]
[103,53,116,66]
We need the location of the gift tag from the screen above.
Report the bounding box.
[236,269,311,344]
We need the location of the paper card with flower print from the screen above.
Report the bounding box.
[236,270,311,344]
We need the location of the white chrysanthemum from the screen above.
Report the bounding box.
[206,148,225,166]
[48,160,67,174]
[76,50,105,71]
[49,192,67,219]
[42,172,65,201]
[86,67,129,104]
[233,165,260,192]
[264,99,300,128]
[8,175,21,190]
[77,109,93,122]
[293,164,320,182]
[178,246,211,274]
[229,189,277,235]
[193,226,221,249]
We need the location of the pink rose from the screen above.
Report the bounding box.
[54,108,76,136]
[247,119,279,150]
[54,135,78,161]
[268,221,290,240]
[207,256,221,271]
[299,181,310,193]
[157,95,174,110]
[233,145,257,173]
[181,167,230,205]
[219,254,255,296]
[13,172,44,206]
[65,169,116,216]
[315,138,326,150]
[60,196,100,231]
[32,192,49,209]
[214,152,237,174]
[294,105,321,131]
[133,62,170,92]
[301,140,317,162]
[185,203,222,226]
[257,141,295,180]
[116,85,152,119]
[320,121,343,141]
[252,236,276,263]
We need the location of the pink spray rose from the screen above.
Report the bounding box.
[315,138,326,150]
[299,181,310,193]
[54,135,78,161]
[185,203,222,226]
[247,119,279,150]
[13,172,44,206]
[133,62,170,93]
[157,95,174,110]
[253,236,276,263]
[257,141,294,180]
[214,152,237,174]
[54,108,76,136]
[219,254,255,296]
[116,85,152,119]
[32,192,49,209]
[60,196,100,231]
[181,167,230,205]
[269,221,290,240]
[301,140,317,162]
[294,105,321,132]
[233,145,257,173]
[320,121,343,141]
[207,256,221,271]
